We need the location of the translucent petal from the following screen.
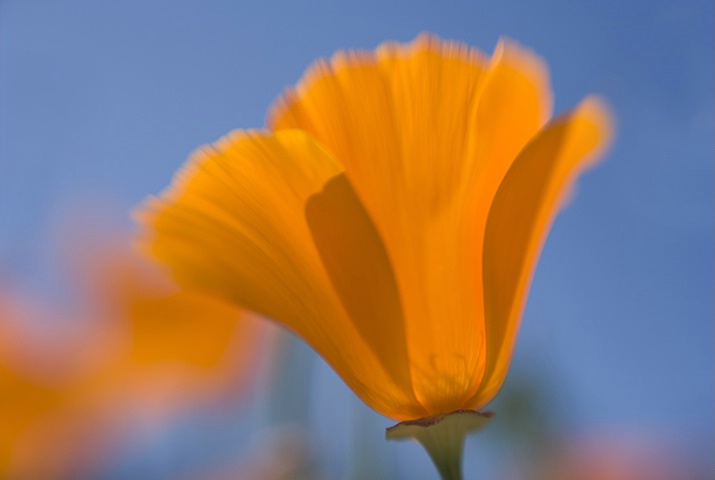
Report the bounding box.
[269,34,552,413]
[469,97,613,408]
[140,129,424,419]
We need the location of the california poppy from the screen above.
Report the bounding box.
[139,33,611,423]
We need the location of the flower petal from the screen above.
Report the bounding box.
[76,245,249,371]
[470,97,613,408]
[269,34,552,414]
[0,365,62,473]
[139,129,424,419]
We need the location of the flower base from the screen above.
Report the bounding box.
[386,409,493,480]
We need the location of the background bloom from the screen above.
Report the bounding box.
[140,34,612,421]
[0,231,267,478]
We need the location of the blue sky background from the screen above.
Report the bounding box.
[1,1,712,478]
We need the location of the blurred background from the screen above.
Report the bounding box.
[1,0,712,479]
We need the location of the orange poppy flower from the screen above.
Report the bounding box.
[0,237,267,478]
[139,33,611,422]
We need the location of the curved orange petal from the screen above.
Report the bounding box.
[128,292,247,369]
[139,129,425,420]
[469,97,613,408]
[269,34,551,414]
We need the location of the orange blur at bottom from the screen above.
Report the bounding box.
[0,233,270,479]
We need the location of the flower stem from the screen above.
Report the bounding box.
[386,409,492,480]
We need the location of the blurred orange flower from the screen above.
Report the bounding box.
[139,33,611,421]
[0,235,267,478]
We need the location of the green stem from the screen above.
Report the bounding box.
[386,409,493,480]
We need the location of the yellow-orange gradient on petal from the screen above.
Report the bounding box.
[0,236,267,478]
[139,33,612,421]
